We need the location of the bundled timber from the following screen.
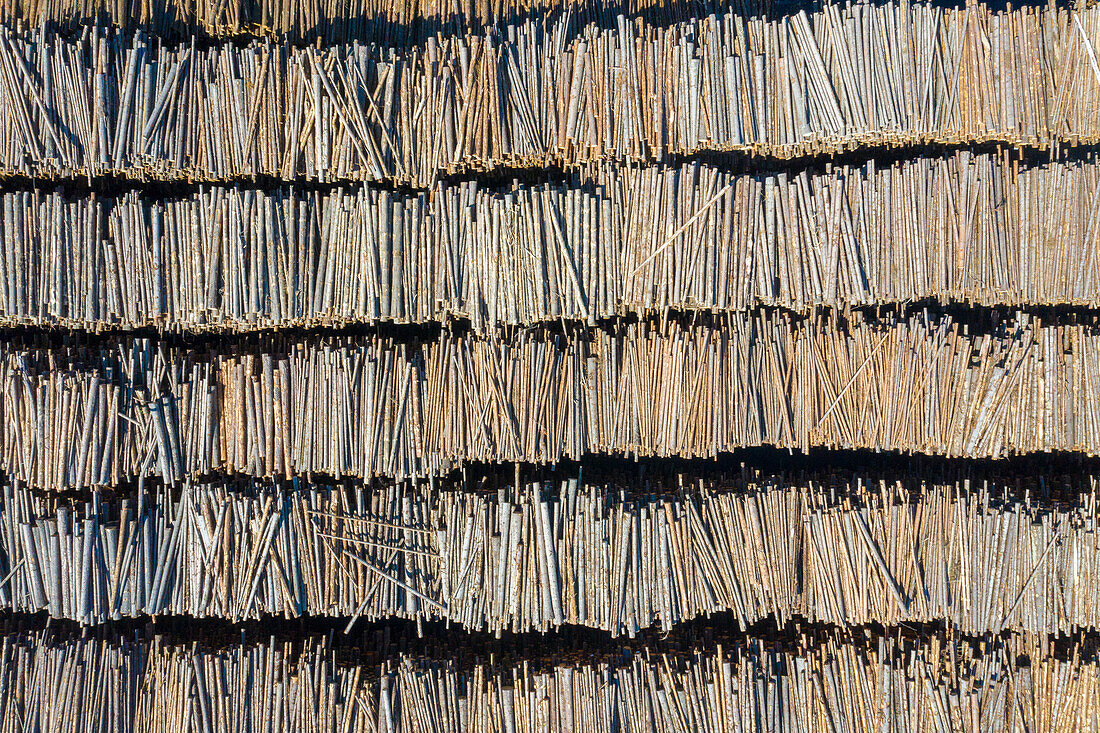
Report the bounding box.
[0,0,757,43]
[1,312,1099,490]
[2,0,1095,727]
[2,152,1100,333]
[1,4,1100,183]
[0,624,1095,732]
[0,473,1096,635]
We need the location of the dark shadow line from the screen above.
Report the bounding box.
[1,301,1100,348]
[0,610,1094,669]
[0,138,1092,199]
[2,0,1040,51]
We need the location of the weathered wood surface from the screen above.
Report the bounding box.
[1,312,1098,489]
[0,152,1098,333]
[0,0,750,43]
[0,4,1097,183]
[0,473,1095,635]
[0,624,1093,733]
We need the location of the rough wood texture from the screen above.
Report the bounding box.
[0,473,1095,635]
[0,152,1098,333]
[0,0,1096,725]
[1,312,1098,490]
[0,0,758,43]
[0,4,1097,183]
[0,625,1093,732]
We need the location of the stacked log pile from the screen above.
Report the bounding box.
[0,152,1098,332]
[0,0,1095,729]
[0,472,1094,634]
[0,313,1098,491]
[0,624,1095,732]
[0,0,769,44]
[0,5,1095,182]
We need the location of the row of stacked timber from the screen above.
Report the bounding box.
[0,312,1097,489]
[0,623,1092,732]
[0,0,1096,727]
[0,0,770,43]
[0,472,1094,634]
[0,152,1099,332]
[0,4,1096,182]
